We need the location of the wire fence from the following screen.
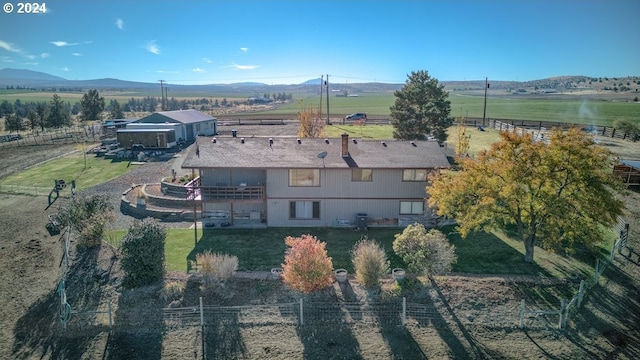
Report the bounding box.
[519,216,631,330]
[61,296,458,334]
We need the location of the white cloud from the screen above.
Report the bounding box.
[233,64,259,70]
[51,41,75,47]
[240,47,248,52]
[156,70,181,74]
[61,67,70,71]
[145,40,160,55]
[116,18,124,30]
[72,53,82,56]
[1,56,14,62]
[202,57,212,63]
[25,55,37,60]
[0,40,21,53]
[192,68,206,73]
[40,53,49,58]
[50,40,92,47]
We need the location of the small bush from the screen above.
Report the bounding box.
[351,236,389,288]
[161,281,185,303]
[196,251,238,287]
[58,194,114,248]
[282,234,333,293]
[393,223,457,278]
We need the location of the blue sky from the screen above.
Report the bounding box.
[0,0,638,85]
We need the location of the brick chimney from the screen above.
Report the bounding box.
[341,133,349,157]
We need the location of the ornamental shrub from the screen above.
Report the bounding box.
[351,236,389,288]
[121,219,166,288]
[281,234,333,293]
[393,223,457,277]
[196,251,238,287]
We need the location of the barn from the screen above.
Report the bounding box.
[116,109,217,149]
[133,109,217,142]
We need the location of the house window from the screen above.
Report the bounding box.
[400,201,424,215]
[289,169,320,186]
[352,169,372,182]
[403,169,427,181]
[289,201,320,219]
[196,124,201,132]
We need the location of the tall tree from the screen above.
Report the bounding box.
[4,113,24,132]
[0,100,14,118]
[46,94,72,128]
[26,109,39,130]
[428,127,625,262]
[108,99,125,119]
[36,102,46,131]
[79,89,105,121]
[390,70,452,144]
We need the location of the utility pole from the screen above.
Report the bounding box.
[326,74,330,125]
[164,87,169,110]
[482,77,489,127]
[319,75,323,118]
[159,80,166,111]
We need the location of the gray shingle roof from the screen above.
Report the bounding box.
[182,135,450,169]
[153,109,215,124]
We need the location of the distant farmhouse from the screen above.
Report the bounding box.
[181,133,450,228]
[116,110,216,149]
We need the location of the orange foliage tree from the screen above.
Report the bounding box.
[281,234,334,293]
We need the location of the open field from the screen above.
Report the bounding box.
[3,87,639,127]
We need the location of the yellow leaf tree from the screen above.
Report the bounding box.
[297,105,325,138]
[428,127,625,263]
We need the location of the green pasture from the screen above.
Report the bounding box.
[0,151,132,189]
[105,225,611,279]
[3,87,638,127]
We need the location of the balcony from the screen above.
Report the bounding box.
[199,185,265,202]
[185,177,265,202]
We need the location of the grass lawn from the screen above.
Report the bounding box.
[0,152,132,190]
[106,225,613,278]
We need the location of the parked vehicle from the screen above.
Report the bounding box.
[345,113,367,121]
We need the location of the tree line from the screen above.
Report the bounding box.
[2,89,294,132]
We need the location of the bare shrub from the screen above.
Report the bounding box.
[351,236,389,288]
[393,223,457,278]
[161,281,185,303]
[196,251,238,287]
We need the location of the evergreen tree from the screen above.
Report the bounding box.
[79,89,105,121]
[46,94,72,128]
[390,70,452,144]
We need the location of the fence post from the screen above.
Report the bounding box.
[107,299,113,328]
[519,299,525,328]
[199,297,204,326]
[402,297,406,326]
[299,298,304,326]
[577,280,585,308]
[611,239,618,261]
[559,298,567,329]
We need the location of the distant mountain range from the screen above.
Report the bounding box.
[1,68,637,94]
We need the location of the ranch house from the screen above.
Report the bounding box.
[180,133,450,228]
